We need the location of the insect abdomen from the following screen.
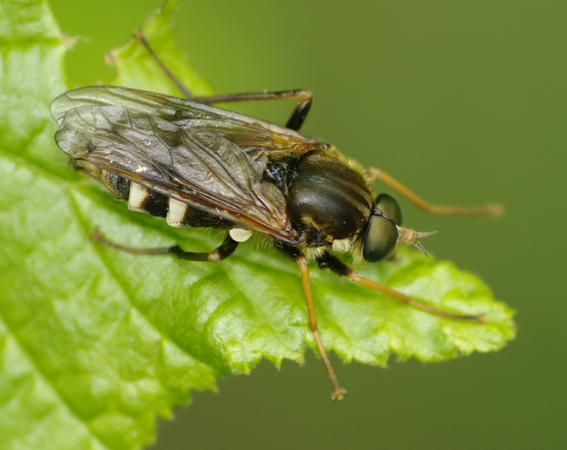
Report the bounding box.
[73,160,229,229]
[124,182,231,228]
[127,183,168,218]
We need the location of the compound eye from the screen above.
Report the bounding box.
[374,193,402,226]
[362,194,403,263]
[362,214,399,262]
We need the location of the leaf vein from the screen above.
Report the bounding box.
[67,186,218,379]
[0,307,112,450]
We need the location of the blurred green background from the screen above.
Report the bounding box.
[48,0,566,449]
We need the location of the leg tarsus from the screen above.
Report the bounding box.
[91,227,170,254]
[367,167,504,217]
[278,244,347,399]
[313,330,347,401]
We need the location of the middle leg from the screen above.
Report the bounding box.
[278,243,346,400]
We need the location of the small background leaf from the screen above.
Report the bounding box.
[0,1,515,450]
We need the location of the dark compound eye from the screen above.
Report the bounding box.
[362,194,402,263]
[374,193,402,226]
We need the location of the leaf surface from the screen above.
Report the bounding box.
[0,1,516,449]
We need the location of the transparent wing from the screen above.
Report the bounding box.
[51,85,328,160]
[54,104,302,243]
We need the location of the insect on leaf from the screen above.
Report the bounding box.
[0,0,516,449]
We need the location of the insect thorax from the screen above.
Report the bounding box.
[265,151,374,248]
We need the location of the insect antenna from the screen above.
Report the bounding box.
[397,227,437,257]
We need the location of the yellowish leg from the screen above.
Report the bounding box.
[296,255,347,400]
[319,251,487,323]
[352,272,487,323]
[367,167,504,217]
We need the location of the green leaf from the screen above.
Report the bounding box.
[0,1,516,449]
[108,0,213,98]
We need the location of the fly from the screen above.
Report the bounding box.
[51,30,503,400]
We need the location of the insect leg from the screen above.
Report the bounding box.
[277,244,346,400]
[194,90,313,132]
[317,252,487,324]
[91,228,238,262]
[132,28,193,100]
[367,167,504,217]
[132,29,312,131]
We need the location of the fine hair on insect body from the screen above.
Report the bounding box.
[51,29,503,400]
